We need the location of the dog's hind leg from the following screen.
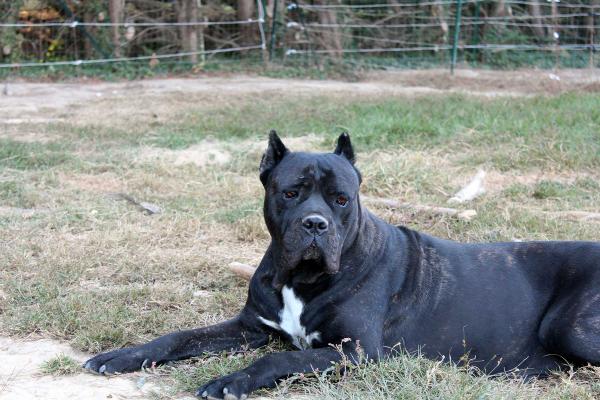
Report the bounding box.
[538,290,600,367]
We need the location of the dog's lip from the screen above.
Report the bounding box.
[301,240,321,260]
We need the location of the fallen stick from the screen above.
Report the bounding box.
[109,193,162,215]
[543,211,600,222]
[229,262,256,280]
[362,195,477,221]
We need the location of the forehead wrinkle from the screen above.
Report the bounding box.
[274,153,359,188]
[318,156,358,186]
[301,163,320,180]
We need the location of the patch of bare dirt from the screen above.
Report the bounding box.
[245,133,324,153]
[59,172,124,193]
[6,69,594,126]
[3,70,596,133]
[0,207,44,218]
[136,134,324,168]
[0,336,187,400]
[137,141,232,167]
[0,336,306,400]
[0,131,60,143]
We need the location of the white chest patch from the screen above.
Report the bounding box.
[258,286,321,350]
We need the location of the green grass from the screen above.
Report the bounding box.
[142,93,600,171]
[301,350,600,400]
[40,354,80,375]
[1,83,599,398]
[0,139,73,170]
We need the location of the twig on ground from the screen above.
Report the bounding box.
[362,195,477,221]
[109,193,162,215]
[543,211,600,223]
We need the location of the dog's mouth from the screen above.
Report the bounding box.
[272,238,340,289]
[302,241,321,261]
[302,239,339,274]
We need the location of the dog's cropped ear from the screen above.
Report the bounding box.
[260,130,289,186]
[334,132,355,165]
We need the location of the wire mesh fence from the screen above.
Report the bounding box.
[0,1,598,73]
[0,0,267,69]
[281,1,600,70]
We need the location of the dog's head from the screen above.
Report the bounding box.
[260,131,362,288]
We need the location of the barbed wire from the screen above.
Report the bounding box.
[0,19,263,28]
[2,1,597,70]
[295,1,477,10]
[286,43,598,55]
[0,45,264,69]
[302,21,600,29]
[461,12,591,21]
[396,13,593,21]
[296,0,600,10]
[301,27,590,45]
[294,1,600,10]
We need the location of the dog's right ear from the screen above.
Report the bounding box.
[260,130,289,186]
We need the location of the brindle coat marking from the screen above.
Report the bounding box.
[85,132,600,399]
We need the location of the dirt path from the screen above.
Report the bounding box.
[2,69,598,121]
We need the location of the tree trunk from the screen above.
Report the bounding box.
[83,10,94,58]
[187,0,199,63]
[315,0,342,57]
[108,0,124,57]
[176,0,199,62]
[431,4,448,44]
[491,0,506,18]
[528,1,545,39]
[238,0,256,47]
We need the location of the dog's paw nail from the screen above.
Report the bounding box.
[99,365,106,374]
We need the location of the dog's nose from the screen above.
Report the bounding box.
[302,215,329,236]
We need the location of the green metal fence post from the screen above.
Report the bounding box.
[450,0,463,75]
[56,0,110,59]
[472,0,480,64]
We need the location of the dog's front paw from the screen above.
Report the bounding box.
[83,346,155,375]
[196,371,252,400]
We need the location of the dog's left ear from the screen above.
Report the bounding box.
[334,132,355,165]
[260,130,289,186]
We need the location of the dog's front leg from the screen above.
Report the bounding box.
[196,347,351,400]
[84,316,268,375]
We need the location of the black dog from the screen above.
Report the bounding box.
[85,132,600,399]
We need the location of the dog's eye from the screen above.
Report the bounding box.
[283,191,298,199]
[336,194,349,207]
